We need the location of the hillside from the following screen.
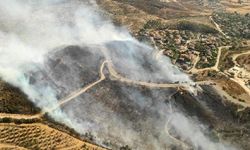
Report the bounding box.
[0,0,250,150]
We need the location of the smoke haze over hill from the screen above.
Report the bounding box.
[0,0,236,149]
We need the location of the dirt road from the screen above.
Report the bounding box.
[45,61,108,113]
[232,50,250,65]
[189,46,230,73]
[0,143,27,150]
[0,113,41,120]
[165,119,190,150]
[107,62,188,88]
[43,47,250,113]
[47,59,214,112]
[230,50,250,97]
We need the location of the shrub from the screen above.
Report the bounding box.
[175,21,218,34]
[143,20,166,29]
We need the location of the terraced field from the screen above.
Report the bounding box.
[0,123,105,150]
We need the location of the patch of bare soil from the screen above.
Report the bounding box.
[97,0,161,33]
[217,79,250,103]
[111,0,211,18]
[236,54,250,71]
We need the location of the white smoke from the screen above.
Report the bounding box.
[0,0,236,150]
[167,112,235,150]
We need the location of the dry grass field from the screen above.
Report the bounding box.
[221,0,250,14]
[236,53,250,71]
[96,0,215,33]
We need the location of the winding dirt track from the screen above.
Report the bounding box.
[107,62,187,88]
[45,60,108,113]
[46,60,192,113]
[230,50,250,96]
[189,46,230,73]
[2,46,250,122]
[1,11,245,150]
[165,119,190,150]
[1,49,249,149]
[107,61,212,87]
[3,46,249,119]
[45,59,217,113]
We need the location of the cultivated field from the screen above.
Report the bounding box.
[0,123,105,150]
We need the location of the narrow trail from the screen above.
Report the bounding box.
[175,0,189,11]
[0,113,41,120]
[209,16,228,38]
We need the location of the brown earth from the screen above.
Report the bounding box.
[216,79,250,102]
[0,123,105,150]
[221,0,250,14]
[96,0,216,33]
[236,54,250,71]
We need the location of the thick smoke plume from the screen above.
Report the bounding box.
[0,0,235,150]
